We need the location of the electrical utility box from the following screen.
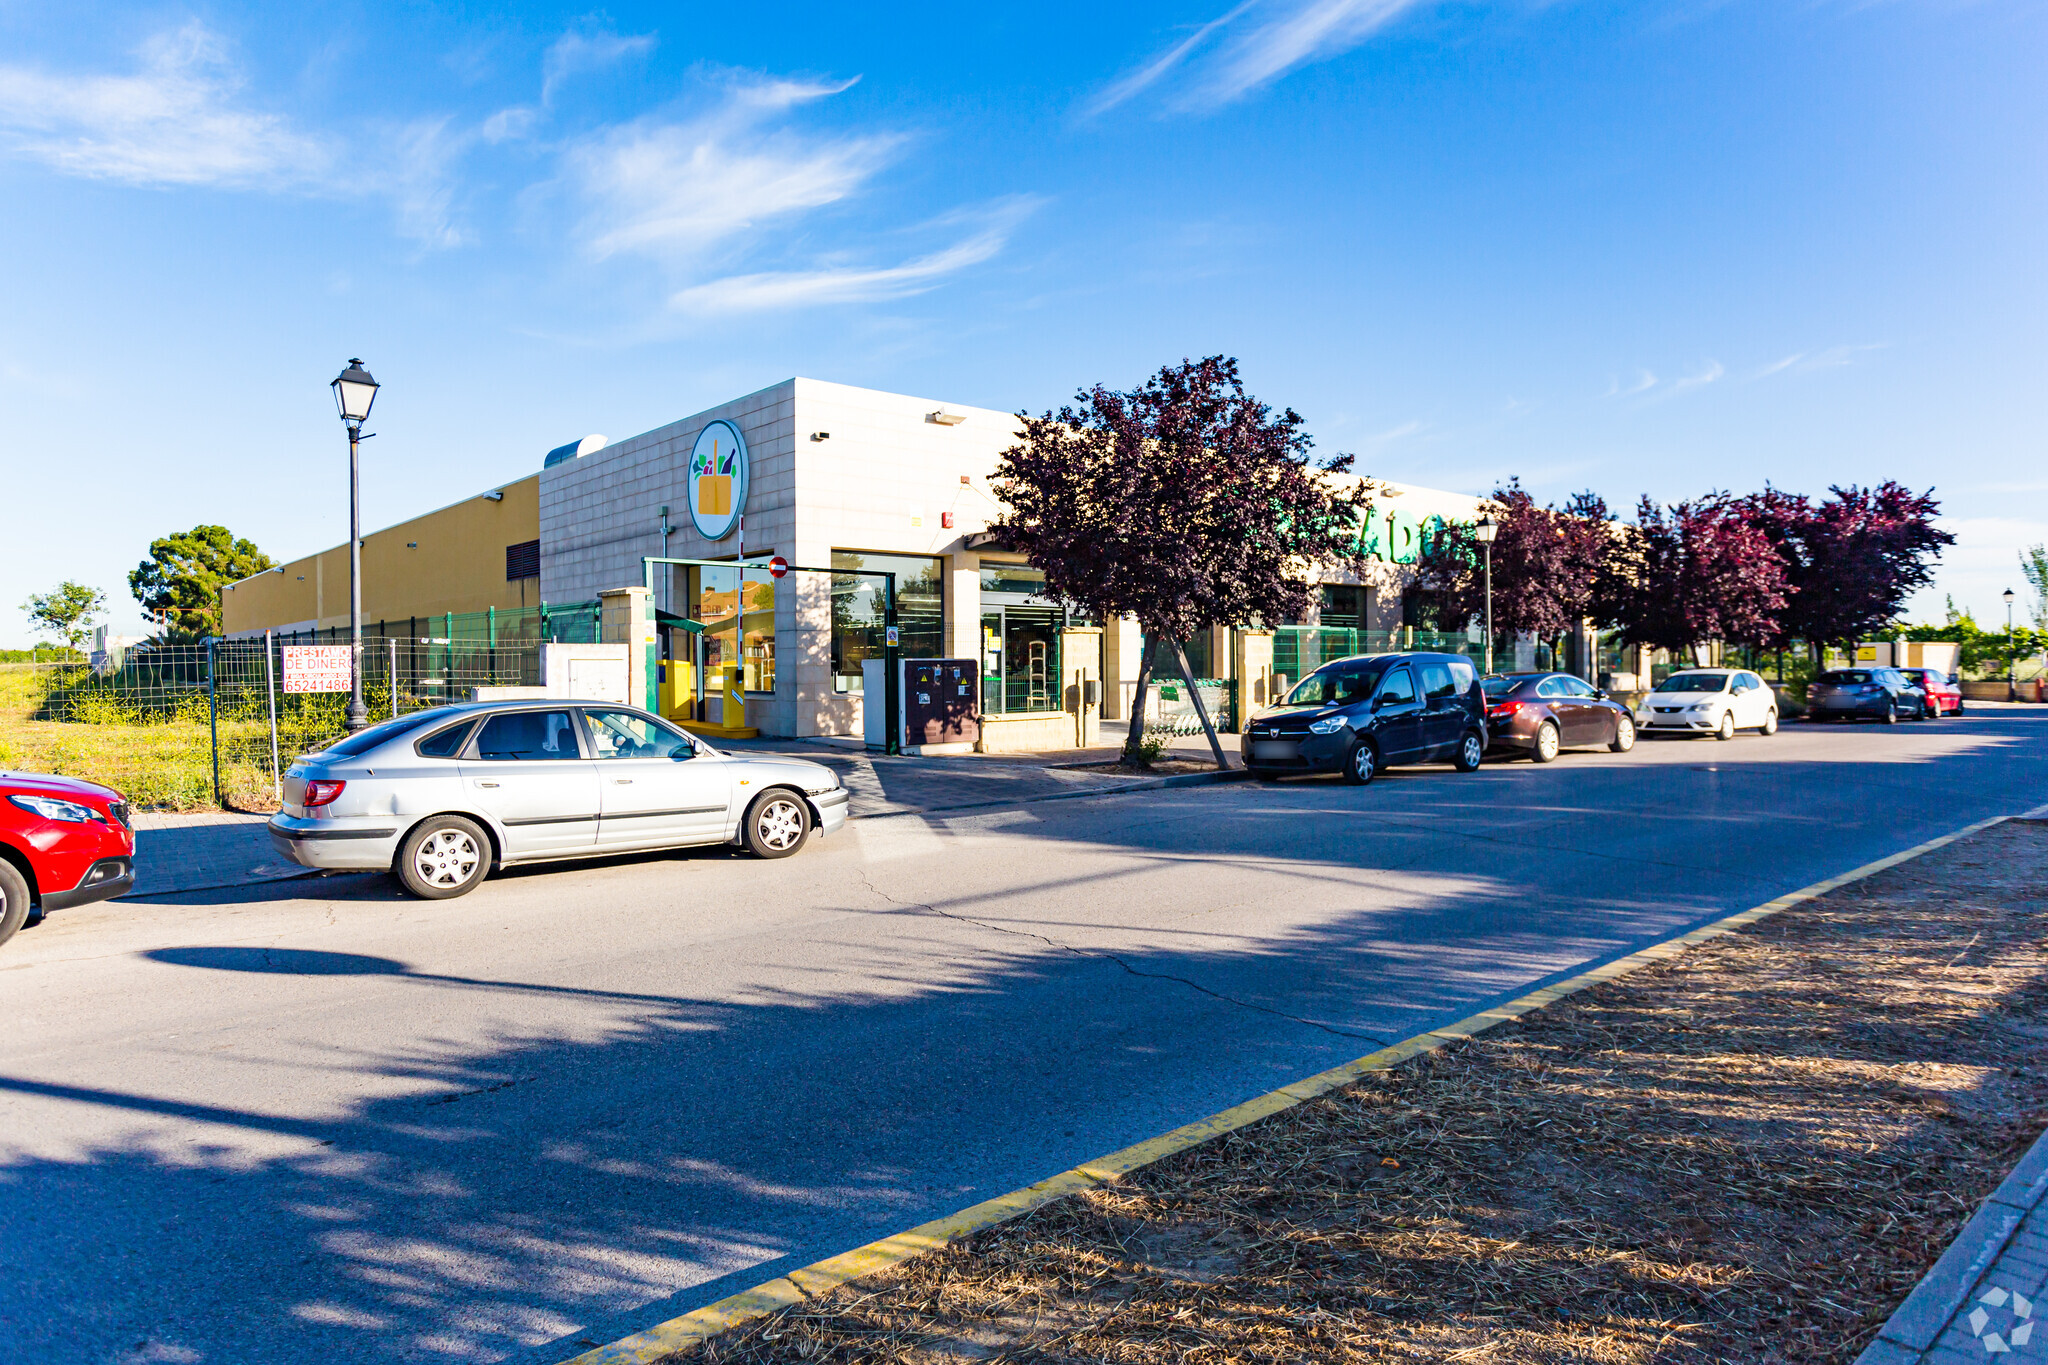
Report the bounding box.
[864,657,980,752]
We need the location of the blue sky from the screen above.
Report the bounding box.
[2,0,2043,646]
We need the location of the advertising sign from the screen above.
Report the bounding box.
[687,419,749,541]
[281,646,352,694]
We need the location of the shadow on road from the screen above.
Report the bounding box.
[1,711,2042,1365]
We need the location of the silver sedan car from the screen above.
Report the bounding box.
[268,701,850,899]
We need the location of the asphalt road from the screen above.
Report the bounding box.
[4,709,2045,1364]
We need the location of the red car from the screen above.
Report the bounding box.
[0,772,134,948]
[1903,667,1963,716]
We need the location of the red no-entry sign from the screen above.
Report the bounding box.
[766,555,790,579]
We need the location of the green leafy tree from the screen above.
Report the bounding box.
[22,580,106,649]
[129,525,273,640]
[2023,544,2048,634]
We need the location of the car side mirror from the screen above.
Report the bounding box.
[1595,688,1608,700]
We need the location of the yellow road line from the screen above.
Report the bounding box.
[560,811,2018,1365]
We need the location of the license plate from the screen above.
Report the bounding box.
[1252,740,1300,761]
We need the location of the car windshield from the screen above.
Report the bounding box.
[1655,672,1727,693]
[1284,659,1386,706]
[1818,670,1873,685]
[1481,675,1535,697]
[318,709,449,758]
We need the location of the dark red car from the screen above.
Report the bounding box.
[0,772,134,948]
[1902,667,1963,716]
[1482,672,1638,761]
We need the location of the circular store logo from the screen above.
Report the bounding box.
[1970,1287,2034,1355]
[687,419,749,540]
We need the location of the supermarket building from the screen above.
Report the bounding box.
[224,377,1484,747]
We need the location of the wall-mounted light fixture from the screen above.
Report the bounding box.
[810,431,831,441]
[407,542,418,548]
[483,490,504,502]
[928,410,966,425]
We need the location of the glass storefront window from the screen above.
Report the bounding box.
[695,564,777,693]
[1148,633,1213,680]
[831,550,945,693]
[982,605,1064,713]
[1320,584,1366,630]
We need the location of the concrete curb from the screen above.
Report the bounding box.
[554,809,2019,1365]
[1854,1128,2048,1363]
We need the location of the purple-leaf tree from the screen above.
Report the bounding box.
[991,357,1373,767]
[1416,481,1613,659]
[1741,483,1953,663]
[1601,494,1787,660]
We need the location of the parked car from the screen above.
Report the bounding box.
[1637,669,1780,739]
[1804,668,1930,723]
[1243,652,1487,784]
[268,701,850,899]
[1901,667,1963,716]
[0,772,135,948]
[1480,672,1637,761]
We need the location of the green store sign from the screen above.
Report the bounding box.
[1352,506,1462,565]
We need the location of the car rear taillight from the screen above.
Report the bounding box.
[1488,701,1522,718]
[303,779,346,808]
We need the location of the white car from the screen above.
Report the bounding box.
[1636,668,1779,740]
[268,701,849,898]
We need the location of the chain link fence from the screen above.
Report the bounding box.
[19,636,542,808]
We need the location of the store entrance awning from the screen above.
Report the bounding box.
[656,609,706,634]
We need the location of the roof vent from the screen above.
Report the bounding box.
[543,433,609,468]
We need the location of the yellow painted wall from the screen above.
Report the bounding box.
[222,474,542,634]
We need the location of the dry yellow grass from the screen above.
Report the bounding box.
[674,820,2048,1365]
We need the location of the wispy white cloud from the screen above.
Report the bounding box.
[0,23,323,188]
[570,74,902,265]
[1604,369,1657,397]
[1092,0,1429,113]
[668,218,1017,314]
[1362,419,1425,442]
[667,197,1039,315]
[1748,342,1885,380]
[1668,359,1724,394]
[543,28,656,104]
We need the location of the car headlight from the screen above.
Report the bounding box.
[8,794,102,824]
[1688,702,1717,712]
[1308,716,1350,734]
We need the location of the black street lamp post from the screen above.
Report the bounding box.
[1473,513,1498,675]
[2006,588,2018,703]
[331,360,380,731]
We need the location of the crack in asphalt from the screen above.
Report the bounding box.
[853,868,1395,1046]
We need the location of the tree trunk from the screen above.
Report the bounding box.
[1122,630,1154,762]
[1170,637,1232,770]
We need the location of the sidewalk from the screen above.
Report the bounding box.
[1858,1130,2048,1364]
[130,810,310,898]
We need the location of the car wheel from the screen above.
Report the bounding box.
[1610,713,1637,753]
[1532,721,1561,763]
[0,859,30,950]
[1715,712,1736,741]
[1884,700,1900,725]
[1341,738,1378,785]
[744,789,812,858]
[1760,708,1778,736]
[1453,730,1485,772]
[396,816,491,900]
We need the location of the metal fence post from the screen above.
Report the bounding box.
[390,638,399,718]
[207,637,221,808]
[264,630,281,801]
